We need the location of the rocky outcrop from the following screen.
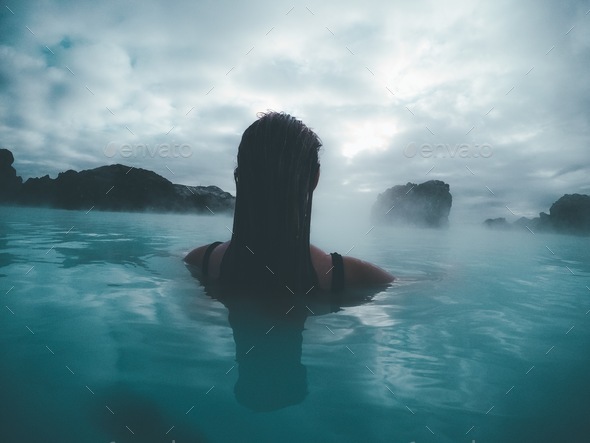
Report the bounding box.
[0,149,23,202]
[371,180,452,227]
[1,149,235,214]
[549,194,590,235]
[484,194,590,235]
[483,217,510,230]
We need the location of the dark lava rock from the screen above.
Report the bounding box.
[549,194,590,235]
[2,149,235,214]
[372,180,452,228]
[0,148,23,202]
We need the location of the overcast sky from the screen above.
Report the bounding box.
[1,0,589,224]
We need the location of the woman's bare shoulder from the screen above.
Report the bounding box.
[310,244,394,288]
[184,242,227,265]
[341,255,395,286]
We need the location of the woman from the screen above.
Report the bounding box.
[185,111,393,294]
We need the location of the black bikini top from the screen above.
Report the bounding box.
[201,241,345,293]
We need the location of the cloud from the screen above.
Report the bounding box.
[1,0,589,224]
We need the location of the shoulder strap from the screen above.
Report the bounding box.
[330,252,345,292]
[202,241,222,276]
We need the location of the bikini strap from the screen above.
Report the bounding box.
[330,252,345,293]
[202,241,223,277]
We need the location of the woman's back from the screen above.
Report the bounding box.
[185,241,393,292]
[185,111,393,292]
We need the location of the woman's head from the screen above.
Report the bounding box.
[223,111,322,292]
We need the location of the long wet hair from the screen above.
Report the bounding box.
[221,111,322,293]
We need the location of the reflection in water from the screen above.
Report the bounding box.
[188,266,380,412]
[207,285,311,411]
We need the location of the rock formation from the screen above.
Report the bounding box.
[0,149,235,214]
[483,217,510,230]
[548,194,590,235]
[372,180,452,227]
[484,194,590,235]
[0,149,23,202]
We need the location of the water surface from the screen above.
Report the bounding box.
[1,205,589,442]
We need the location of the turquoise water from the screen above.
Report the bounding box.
[1,205,589,443]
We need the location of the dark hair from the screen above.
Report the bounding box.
[221,111,322,293]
